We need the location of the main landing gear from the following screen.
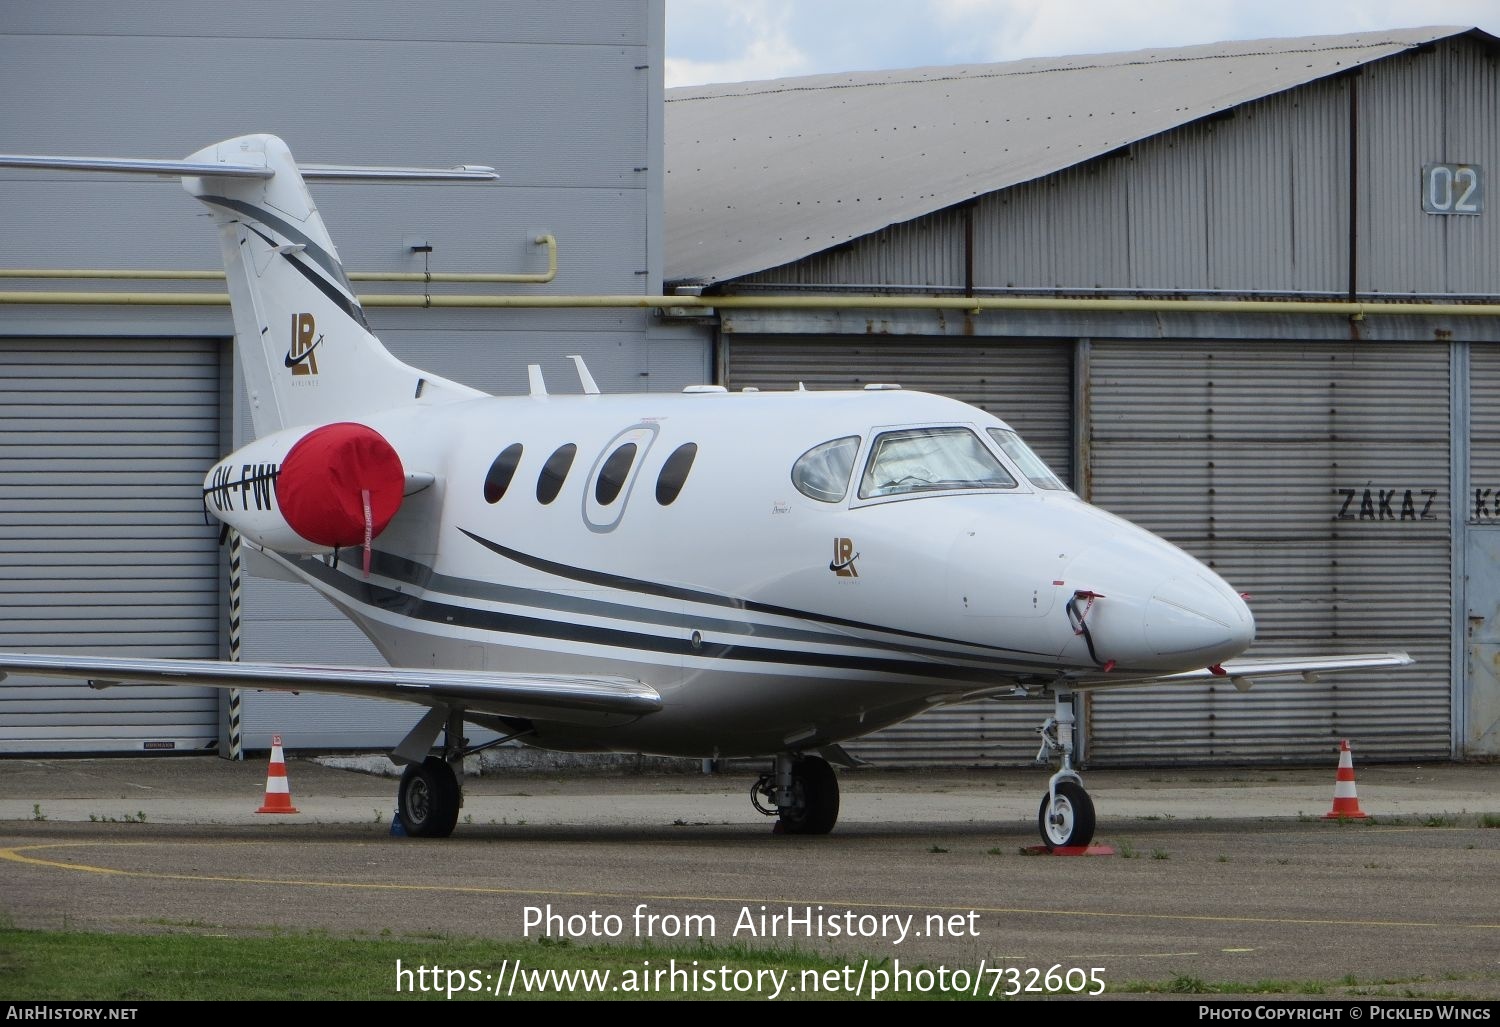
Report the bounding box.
[395,708,470,838]
[751,752,840,835]
[1034,689,1096,850]
[399,755,461,838]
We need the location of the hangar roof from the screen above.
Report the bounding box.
[665,25,1489,286]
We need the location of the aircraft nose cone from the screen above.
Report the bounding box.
[1145,574,1255,661]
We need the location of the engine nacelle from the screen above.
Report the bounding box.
[203,421,406,555]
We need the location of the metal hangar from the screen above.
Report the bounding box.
[665,26,1500,764]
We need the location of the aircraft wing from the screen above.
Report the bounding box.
[0,652,660,726]
[937,650,1415,704]
[1151,650,1416,692]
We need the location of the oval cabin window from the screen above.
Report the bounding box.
[483,443,524,504]
[595,442,638,506]
[655,443,698,505]
[536,443,577,505]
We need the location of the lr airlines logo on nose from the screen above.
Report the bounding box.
[830,537,860,578]
[285,312,323,377]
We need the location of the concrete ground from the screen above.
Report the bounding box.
[2,755,1498,1000]
[4,753,1496,826]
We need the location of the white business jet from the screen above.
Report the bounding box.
[0,135,1411,849]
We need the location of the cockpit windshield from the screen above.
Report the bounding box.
[987,428,1068,490]
[858,427,1017,498]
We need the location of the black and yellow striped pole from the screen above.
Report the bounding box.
[226,528,244,761]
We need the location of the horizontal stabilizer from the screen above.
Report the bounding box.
[300,164,498,182]
[0,154,496,182]
[0,154,274,178]
[0,652,660,726]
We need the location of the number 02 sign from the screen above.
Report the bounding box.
[1422,163,1483,215]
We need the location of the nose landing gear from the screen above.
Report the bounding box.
[1035,689,1095,850]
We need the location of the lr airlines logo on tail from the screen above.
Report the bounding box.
[285,312,323,377]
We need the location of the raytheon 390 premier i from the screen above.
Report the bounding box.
[0,135,1411,849]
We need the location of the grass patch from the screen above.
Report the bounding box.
[1164,972,1212,993]
[0,927,940,1001]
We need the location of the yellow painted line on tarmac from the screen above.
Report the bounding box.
[1004,951,1200,960]
[3,840,1497,933]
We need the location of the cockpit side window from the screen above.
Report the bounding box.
[858,427,1016,499]
[792,436,860,503]
[987,428,1068,491]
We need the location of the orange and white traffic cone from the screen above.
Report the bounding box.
[1322,739,1368,820]
[256,734,300,814]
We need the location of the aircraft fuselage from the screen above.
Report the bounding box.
[244,386,1255,758]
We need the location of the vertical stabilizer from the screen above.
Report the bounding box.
[180,135,485,437]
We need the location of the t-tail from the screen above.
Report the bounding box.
[0,133,497,438]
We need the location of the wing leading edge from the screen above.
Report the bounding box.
[1157,650,1416,692]
[934,650,1415,704]
[0,652,660,726]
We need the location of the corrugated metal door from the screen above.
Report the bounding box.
[0,338,221,753]
[724,335,1072,764]
[1462,527,1500,755]
[1463,343,1500,754]
[1470,345,1500,492]
[1087,340,1451,763]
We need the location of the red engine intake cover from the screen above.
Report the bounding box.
[277,422,405,547]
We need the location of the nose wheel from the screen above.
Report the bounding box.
[1034,688,1096,850]
[1038,779,1095,849]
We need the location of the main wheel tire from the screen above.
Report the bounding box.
[777,755,840,835]
[398,756,461,838]
[1037,780,1095,850]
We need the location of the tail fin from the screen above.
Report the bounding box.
[0,134,495,438]
[182,135,488,436]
